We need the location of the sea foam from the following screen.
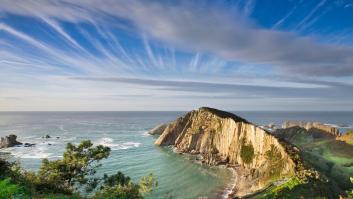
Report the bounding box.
[95,137,141,150]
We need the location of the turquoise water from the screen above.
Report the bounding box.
[0,111,352,198]
[0,112,233,199]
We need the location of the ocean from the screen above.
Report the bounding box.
[0,111,352,199]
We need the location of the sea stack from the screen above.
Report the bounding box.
[154,107,308,197]
[0,134,22,148]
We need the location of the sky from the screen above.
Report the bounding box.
[1,0,353,111]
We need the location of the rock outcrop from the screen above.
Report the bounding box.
[155,107,303,197]
[282,121,340,137]
[0,134,22,148]
[337,130,353,145]
[274,126,313,144]
[148,124,167,135]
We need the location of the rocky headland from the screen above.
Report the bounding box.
[282,121,341,137]
[152,107,320,198]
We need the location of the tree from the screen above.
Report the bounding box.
[37,140,111,193]
[0,140,157,198]
[93,171,158,199]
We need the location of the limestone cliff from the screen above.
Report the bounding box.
[155,107,304,197]
[282,121,340,137]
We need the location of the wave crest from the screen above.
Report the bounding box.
[95,138,141,150]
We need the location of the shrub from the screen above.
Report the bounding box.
[240,140,255,164]
[265,144,285,180]
[347,177,353,197]
[0,178,24,199]
[94,171,157,199]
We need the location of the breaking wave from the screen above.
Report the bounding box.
[95,137,141,150]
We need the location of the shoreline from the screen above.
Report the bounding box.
[221,167,237,199]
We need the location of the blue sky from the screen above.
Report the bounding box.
[1,0,353,111]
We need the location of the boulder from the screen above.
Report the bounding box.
[24,143,35,147]
[42,134,51,139]
[0,134,22,148]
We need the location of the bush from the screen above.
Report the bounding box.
[240,140,254,164]
[347,177,353,197]
[94,171,157,199]
[265,144,285,180]
[0,178,25,199]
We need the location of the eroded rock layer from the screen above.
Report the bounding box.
[155,107,300,196]
[282,121,340,137]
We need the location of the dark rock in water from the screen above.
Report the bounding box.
[24,143,35,147]
[0,134,22,148]
[148,123,167,135]
[48,143,52,146]
[56,136,60,139]
[42,134,51,139]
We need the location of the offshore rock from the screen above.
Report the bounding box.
[0,134,22,148]
[155,107,302,197]
[148,123,167,135]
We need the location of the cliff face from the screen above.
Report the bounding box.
[155,107,300,196]
[282,121,340,137]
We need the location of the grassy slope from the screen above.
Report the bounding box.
[255,177,329,199]
[256,128,353,199]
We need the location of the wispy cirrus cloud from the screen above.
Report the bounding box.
[1,0,353,111]
[1,0,353,77]
[70,76,353,100]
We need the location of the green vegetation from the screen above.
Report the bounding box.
[0,178,25,199]
[240,139,254,164]
[346,177,353,198]
[256,176,337,199]
[274,128,353,198]
[256,177,301,199]
[265,144,285,180]
[0,140,157,199]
